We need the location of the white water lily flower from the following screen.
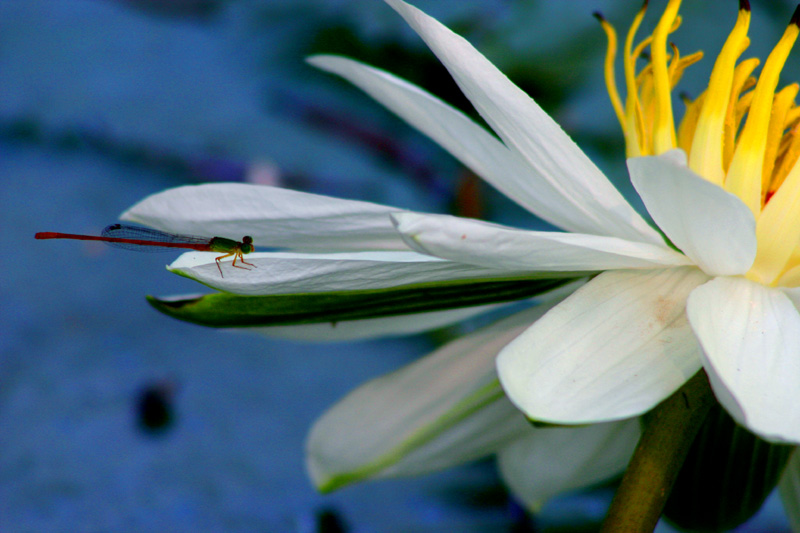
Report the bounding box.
[122,0,800,511]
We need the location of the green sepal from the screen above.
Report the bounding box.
[663,402,795,531]
[147,277,577,328]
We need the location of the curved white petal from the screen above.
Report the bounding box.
[497,419,640,511]
[121,183,410,252]
[782,286,800,309]
[629,154,757,276]
[306,303,562,491]
[393,212,691,271]
[248,304,500,341]
[686,277,800,444]
[309,55,631,235]
[168,250,537,296]
[384,0,662,245]
[659,148,689,166]
[497,267,708,424]
[779,449,800,532]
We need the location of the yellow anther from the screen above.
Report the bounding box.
[785,105,800,127]
[596,14,626,131]
[726,21,800,217]
[677,92,705,155]
[771,122,800,196]
[637,65,656,155]
[670,50,703,89]
[689,4,750,186]
[677,93,704,154]
[723,62,759,171]
[650,0,681,153]
[762,83,799,194]
[623,1,649,157]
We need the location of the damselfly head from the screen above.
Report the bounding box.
[241,236,254,254]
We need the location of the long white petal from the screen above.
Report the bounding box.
[779,449,800,532]
[121,183,410,252]
[306,303,561,491]
[687,277,800,444]
[248,304,500,341]
[310,54,624,233]
[497,419,640,511]
[393,212,691,271]
[167,250,541,296]
[383,0,662,244]
[497,268,708,424]
[629,154,757,276]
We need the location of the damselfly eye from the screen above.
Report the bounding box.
[243,236,253,244]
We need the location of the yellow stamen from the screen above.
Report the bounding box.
[762,83,799,194]
[725,20,799,217]
[623,1,649,157]
[669,49,704,89]
[677,92,705,154]
[689,5,751,186]
[785,105,800,126]
[725,70,758,169]
[650,0,681,153]
[601,3,800,288]
[772,122,800,194]
[637,65,657,155]
[596,13,626,131]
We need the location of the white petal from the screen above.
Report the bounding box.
[497,267,708,424]
[497,419,640,511]
[121,183,410,252]
[686,277,800,444]
[168,250,539,296]
[659,148,689,166]
[393,212,691,271]
[779,449,800,532]
[248,304,500,341]
[629,154,757,276]
[383,0,662,245]
[306,303,561,491]
[783,286,800,310]
[309,55,631,235]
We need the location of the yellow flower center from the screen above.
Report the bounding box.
[598,1,800,287]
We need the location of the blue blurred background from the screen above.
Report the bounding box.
[2,0,798,530]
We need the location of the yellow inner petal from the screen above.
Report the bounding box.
[750,159,800,285]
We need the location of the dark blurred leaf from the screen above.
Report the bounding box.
[663,402,795,531]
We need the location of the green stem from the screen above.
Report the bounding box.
[600,370,716,532]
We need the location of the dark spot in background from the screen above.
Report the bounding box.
[136,380,177,435]
[316,507,347,533]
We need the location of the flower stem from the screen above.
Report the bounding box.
[600,370,716,532]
